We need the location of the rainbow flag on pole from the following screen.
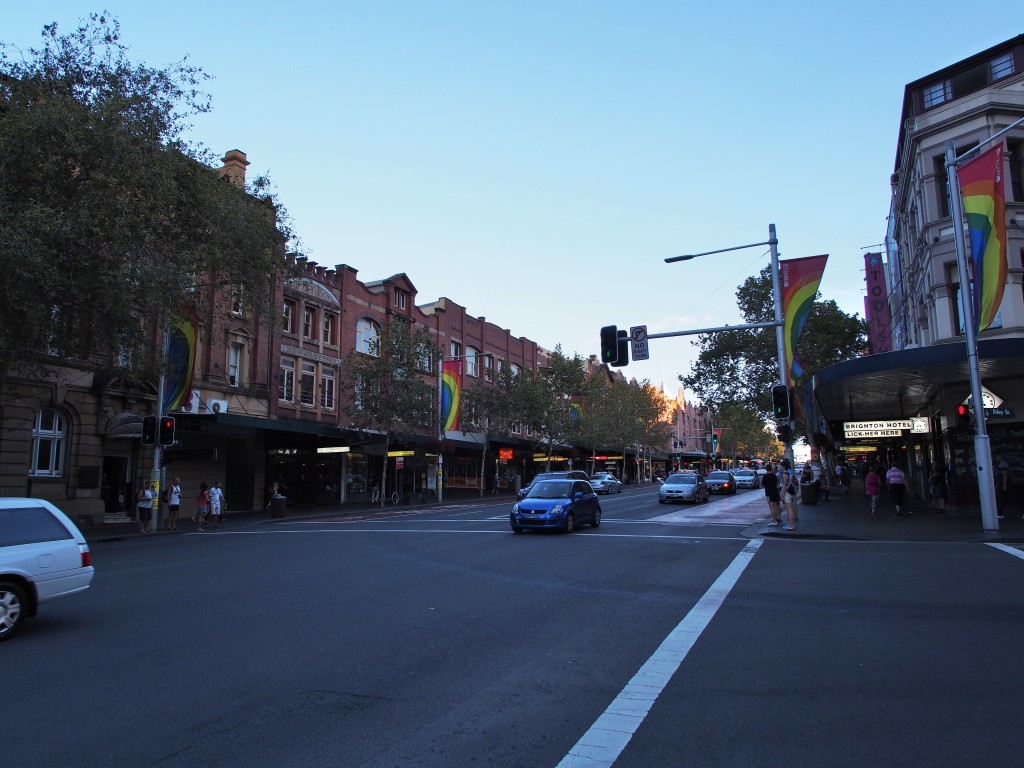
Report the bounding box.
[958,144,1007,332]
[781,254,829,386]
[441,359,463,432]
[163,309,198,412]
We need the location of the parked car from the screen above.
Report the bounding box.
[658,473,709,504]
[733,469,760,489]
[510,479,601,533]
[517,470,590,501]
[0,498,95,641]
[590,472,623,494]
[706,470,737,495]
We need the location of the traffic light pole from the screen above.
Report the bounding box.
[148,319,169,532]
[663,224,793,466]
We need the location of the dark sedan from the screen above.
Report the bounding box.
[706,470,737,495]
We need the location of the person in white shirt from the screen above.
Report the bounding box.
[165,477,182,532]
[208,481,226,528]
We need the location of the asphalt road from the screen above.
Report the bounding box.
[6,487,1023,767]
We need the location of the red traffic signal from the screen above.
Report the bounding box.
[158,416,176,446]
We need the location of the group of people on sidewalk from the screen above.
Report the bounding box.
[134,478,227,534]
[762,459,799,530]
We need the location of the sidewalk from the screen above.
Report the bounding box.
[744,483,1024,544]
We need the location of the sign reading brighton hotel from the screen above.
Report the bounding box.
[843,418,930,439]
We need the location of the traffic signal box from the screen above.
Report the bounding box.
[141,416,157,445]
[956,404,970,427]
[599,326,630,367]
[771,384,790,421]
[159,416,176,446]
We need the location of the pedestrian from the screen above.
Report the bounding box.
[195,481,209,531]
[136,482,155,534]
[885,463,908,515]
[492,470,500,495]
[780,458,798,530]
[864,464,882,516]
[762,462,781,526]
[208,481,226,528]
[928,466,948,513]
[835,463,848,494]
[165,477,182,531]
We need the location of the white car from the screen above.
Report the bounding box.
[0,498,95,641]
[590,472,623,494]
[733,469,760,489]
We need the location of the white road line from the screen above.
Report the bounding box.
[555,539,764,768]
[987,542,1024,559]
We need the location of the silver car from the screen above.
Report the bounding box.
[658,473,709,504]
[733,469,760,489]
[590,472,623,494]
[0,498,95,641]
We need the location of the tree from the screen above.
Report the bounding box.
[460,362,521,496]
[339,320,438,505]
[681,265,866,426]
[0,14,297,381]
[517,347,589,470]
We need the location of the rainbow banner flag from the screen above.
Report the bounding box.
[441,359,463,432]
[958,144,1007,332]
[163,309,198,413]
[781,254,829,386]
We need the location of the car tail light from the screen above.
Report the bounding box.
[79,544,92,567]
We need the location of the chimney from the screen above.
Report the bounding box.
[220,149,249,188]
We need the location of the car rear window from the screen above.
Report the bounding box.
[0,507,73,547]
[709,472,732,479]
[529,481,572,498]
[670,475,696,484]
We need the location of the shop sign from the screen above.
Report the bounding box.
[387,450,415,457]
[498,448,514,460]
[844,428,904,439]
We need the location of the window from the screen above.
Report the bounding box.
[450,341,462,359]
[922,80,951,109]
[231,284,244,316]
[283,300,296,334]
[228,343,242,386]
[393,287,407,309]
[320,367,336,411]
[991,52,1015,81]
[466,347,480,377]
[279,358,295,402]
[300,362,316,406]
[322,313,337,345]
[356,318,381,355]
[484,355,494,377]
[510,363,521,377]
[30,409,65,477]
[303,307,316,340]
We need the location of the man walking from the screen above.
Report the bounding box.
[885,463,908,516]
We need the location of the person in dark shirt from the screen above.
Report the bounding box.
[762,462,781,526]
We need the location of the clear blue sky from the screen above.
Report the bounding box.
[6,3,1014,394]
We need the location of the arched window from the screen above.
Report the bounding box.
[30,409,66,477]
[356,318,381,356]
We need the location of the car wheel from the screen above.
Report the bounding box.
[511,526,523,533]
[659,498,665,504]
[591,508,601,528]
[0,581,27,641]
[564,513,575,534]
[617,485,622,494]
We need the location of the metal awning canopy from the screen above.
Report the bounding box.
[813,338,1024,422]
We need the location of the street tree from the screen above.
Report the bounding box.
[339,320,438,505]
[681,265,866,431]
[0,13,297,382]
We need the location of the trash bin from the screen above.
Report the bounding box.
[800,482,819,505]
[269,494,287,518]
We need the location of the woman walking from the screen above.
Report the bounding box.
[864,465,882,516]
[763,462,781,526]
[780,459,798,530]
[195,481,209,531]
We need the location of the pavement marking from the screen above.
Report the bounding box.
[987,542,1024,560]
[555,539,764,768]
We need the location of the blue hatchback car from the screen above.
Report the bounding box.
[510,479,602,534]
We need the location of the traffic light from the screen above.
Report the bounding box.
[599,326,630,367]
[158,416,176,446]
[141,415,157,445]
[777,423,792,444]
[712,432,719,452]
[956,404,970,428]
[600,326,618,364]
[615,329,629,367]
[771,384,790,421]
